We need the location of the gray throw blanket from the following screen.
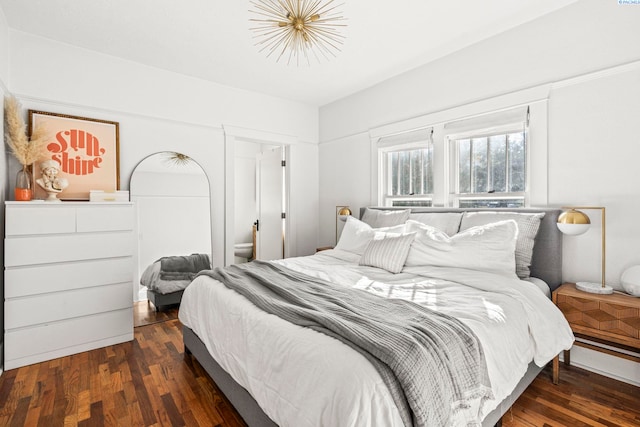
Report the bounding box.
[159,253,211,281]
[199,261,493,427]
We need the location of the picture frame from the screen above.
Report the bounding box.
[28,110,120,201]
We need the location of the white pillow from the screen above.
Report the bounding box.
[359,232,416,273]
[460,212,544,279]
[408,212,463,236]
[361,208,411,228]
[335,216,405,255]
[404,219,518,275]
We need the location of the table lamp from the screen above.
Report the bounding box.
[557,207,613,294]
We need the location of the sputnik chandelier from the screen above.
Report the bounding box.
[249,0,346,65]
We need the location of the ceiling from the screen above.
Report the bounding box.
[0,0,577,107]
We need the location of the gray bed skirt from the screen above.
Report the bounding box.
[183,325,278,426]
[183,325,544,427]
[147,289,184,311]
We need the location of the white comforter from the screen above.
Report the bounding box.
[179,249,574,427]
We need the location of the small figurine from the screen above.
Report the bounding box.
[36,159,69,202]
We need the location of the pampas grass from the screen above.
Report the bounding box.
[4,95,50,167]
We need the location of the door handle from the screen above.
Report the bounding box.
[254,219,259,232]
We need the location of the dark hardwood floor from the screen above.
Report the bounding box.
[0,317,638,426]
[503,364,640,427]
[133,300,179,328]
[0,319,245,427]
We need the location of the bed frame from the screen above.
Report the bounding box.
[183,207,563,427]
[147,288,184,311]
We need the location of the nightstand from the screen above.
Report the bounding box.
[552,283,640,384]
[316,246,334,252]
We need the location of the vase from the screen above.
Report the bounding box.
[15,166,33,201]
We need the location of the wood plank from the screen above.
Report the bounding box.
[0,317,638,427]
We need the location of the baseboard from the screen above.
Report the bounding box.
[568,345,640,387]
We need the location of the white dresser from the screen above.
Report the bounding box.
[4,201,135,370]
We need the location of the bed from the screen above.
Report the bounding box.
[179,207,575,427]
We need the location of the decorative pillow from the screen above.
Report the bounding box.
[335,216,405,255]
[459,212,545,279]
[359,232,416,273]
[408,212,463,236]
[404,219,518,275]
[361,208,411,228]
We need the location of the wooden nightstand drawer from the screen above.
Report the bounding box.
[552,283,640,384]
[551,282,640,386]
[554,284,640,349]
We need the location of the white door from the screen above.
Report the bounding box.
[256,146,285,260]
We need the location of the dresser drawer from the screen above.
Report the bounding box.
[5,232,134,266]
[5,258,133,298]
[5,282,132,329]
[4,309,133,369]
[76,205,134,232]
[5,206,76,235]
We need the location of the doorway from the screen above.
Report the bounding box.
[232,139,288,264]
[255,145,286,260]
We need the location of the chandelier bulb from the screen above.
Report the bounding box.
[293,17,304,31]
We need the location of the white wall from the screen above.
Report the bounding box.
[0,6,7,373]
[9,31,319,144]
[319,133,372,247]
[319,0,640,385]
[5,30,320,269]
[548,67,640,287]
[320,0,640,143]
[288,141,320,256]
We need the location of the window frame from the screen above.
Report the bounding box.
[447,124,528,208]
[372,100,543,210]
[379,138,435,208]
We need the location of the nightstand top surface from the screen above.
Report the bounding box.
[554,283,640,308]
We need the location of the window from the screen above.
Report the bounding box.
[378,129,434,207]
[375,105,531,209]
[452,130,526,208]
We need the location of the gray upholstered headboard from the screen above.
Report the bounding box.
[360,207,563,291]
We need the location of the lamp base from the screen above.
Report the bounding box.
[576,281,614,295]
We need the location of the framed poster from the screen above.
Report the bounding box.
[29,110,120,201]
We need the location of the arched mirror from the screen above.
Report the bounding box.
[130,152,212,306]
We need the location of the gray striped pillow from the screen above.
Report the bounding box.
[359,232,416,273]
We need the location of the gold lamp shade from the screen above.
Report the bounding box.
[557,208,591,236]
[337,206,352,221]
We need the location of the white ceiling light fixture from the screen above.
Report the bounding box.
[249,0,346,66]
